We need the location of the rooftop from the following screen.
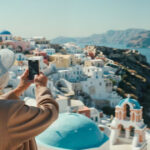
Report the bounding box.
[36,112,109,150]
[118,98,141,109]
[0,30,12,35]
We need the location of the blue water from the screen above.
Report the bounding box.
[136,48,150,63]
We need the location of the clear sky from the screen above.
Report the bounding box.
[0,0,150,39]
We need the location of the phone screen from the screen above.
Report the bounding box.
[28,60,39,80]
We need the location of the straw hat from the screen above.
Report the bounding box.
[0,49,15,89]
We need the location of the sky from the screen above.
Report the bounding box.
[0,0,150,39]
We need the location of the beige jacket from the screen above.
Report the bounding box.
[0,86,59,150]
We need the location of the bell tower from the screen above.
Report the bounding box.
[110,96,147,150]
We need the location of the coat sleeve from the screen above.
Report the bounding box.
[7,86,59,147]
[0,90,20,100]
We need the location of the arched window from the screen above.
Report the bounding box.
[126,104,130,118]
[118,125,125,137]
[129,126,135,137]
[95,116,98,122]
[0,37,2,42]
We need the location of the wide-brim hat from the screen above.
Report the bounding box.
[0,49,15,77]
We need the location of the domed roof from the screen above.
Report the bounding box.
[118,98,141,109]
[0,30,12,35]
[36,113,108,150]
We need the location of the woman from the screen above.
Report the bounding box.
[0,49,59,150]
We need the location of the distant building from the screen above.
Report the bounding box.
[15,53,27,66]
[74,53,88,64]
[43,48,56,56]
[30,36,50,49]
[63,42,83,54]
[81,67,115,101]
[2,40,31,52]
[84,59,104,67]
[84,45,97,57]
[57,65,121,107]
[110,97,147,150]
[0,30,31,52]
[0,30,13,41]
[50,54,77,69]
[58,65,86,82]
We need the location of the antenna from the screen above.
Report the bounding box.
[0,49,15,76]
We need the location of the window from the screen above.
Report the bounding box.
[95,117,98,122]
[32,88,35,95]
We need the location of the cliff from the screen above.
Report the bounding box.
[51,29,149,48]
[93,46,150,126]
[127,31,150,48]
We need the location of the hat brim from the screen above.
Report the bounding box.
[0,49,15,77]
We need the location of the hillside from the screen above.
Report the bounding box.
[92,46,150,126]
[127,31,150,48]
[51,29,149,48]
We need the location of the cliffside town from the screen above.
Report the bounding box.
[89,46,150,126]
[2,30,150,149]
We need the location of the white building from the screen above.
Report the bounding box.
[74,53,91,64]
[84,59,105,68]
[58,65,85,82]
[57,65,121,107]
[0,30,13,41]
[81,69,111,99]
[43,48,56,56]
[30,36,50,49]
[63,42,83,54]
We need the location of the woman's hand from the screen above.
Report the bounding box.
[34,73,48,88]
[13,69,33,97]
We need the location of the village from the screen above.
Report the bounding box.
[1,30,150,150]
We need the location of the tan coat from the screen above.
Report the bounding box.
[0,86,59,150]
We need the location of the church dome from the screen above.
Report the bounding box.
[0,30,12,35]
[118,98,141,109]
[36,113,108,150]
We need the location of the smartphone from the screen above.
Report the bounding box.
[28,59,39,80]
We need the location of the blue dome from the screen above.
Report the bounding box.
[118,98,141,109]
[36,113,108,150]
[0,30,11,35]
